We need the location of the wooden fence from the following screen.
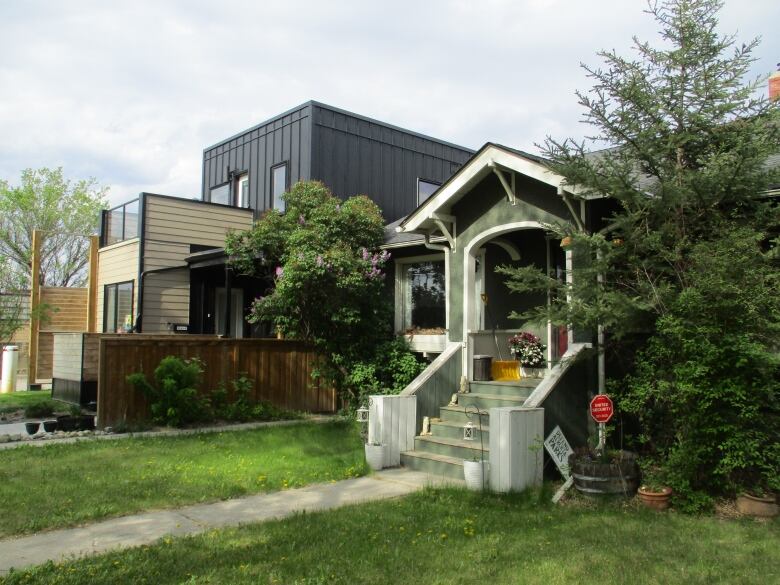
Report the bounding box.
[97,335,336,427]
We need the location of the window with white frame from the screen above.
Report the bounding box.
[236,173,249,208]
[271,163,288,211]
[397,257,446,332]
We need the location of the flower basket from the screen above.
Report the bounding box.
[508,332,546,370]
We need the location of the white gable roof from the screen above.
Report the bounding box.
[397,143,579,234]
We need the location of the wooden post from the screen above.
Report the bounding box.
[86,235,99,333]
[28,229,42,386]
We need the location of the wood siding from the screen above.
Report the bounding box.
[97,239,139,333]
[36,288,89,379]
[97,336,336,427]
[141,195,254,333]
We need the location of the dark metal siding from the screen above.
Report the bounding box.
[310,104,474,223]
[202,104,313,214]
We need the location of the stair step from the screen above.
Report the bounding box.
[400,451,468,480]
[438,405,490,425]
[469,379,540,396]
[430,419,489,441]
[414,435,488,460]
[459,393,529,410]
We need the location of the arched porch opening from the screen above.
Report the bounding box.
[461,221,567,379]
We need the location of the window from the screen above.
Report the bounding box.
[271,163,288,212]
[417,178,441,205]
[102,199,139,246]
[103,281,134,333]
[210,183,230,205]
[399,259,446,331]
[236,174,249,208]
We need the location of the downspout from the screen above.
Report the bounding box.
[423,232,448,253]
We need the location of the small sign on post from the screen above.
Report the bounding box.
[590,394,614,452]
[544,425,574,504]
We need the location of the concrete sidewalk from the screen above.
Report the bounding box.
[0,468,457,574]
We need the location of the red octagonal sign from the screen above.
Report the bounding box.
[590,394,614,423]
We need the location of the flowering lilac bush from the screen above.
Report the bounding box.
[508,332,546,367]
[226,181,424,406]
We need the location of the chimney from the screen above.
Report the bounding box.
[770,63,780,101]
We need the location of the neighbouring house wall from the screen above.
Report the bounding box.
[310,104,473,223]
[202,103,313,212]
[97,239,139,333]
[141,195,254,333]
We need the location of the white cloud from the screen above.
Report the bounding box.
[0,0,777,206]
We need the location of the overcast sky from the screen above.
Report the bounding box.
[1,0,778,206]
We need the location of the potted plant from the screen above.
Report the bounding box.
[42,420,58,433]
[25,421,40,435]
[736,486,778,518]
[569,447,639,497]
[463,456,488,491]
[637,463,672,510]
[508,332,546,377]
[364,441,385,471]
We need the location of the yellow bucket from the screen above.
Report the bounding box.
[491,360,519,381]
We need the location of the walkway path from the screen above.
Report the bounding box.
[0,468,456,574]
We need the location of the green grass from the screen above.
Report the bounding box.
[0,391,56,414]
[0,421,365,537]
[2,488,777,585]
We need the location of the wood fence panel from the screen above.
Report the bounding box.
[97,336,336,427]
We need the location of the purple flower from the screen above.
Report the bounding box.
[361,248,370,261]
[315,255,324,267]
[275,266,284,278]
[298,214,306,225]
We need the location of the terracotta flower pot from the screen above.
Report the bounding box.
[736,493,778,518]
[637,486,672,510]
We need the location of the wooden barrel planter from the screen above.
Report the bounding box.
[569,451,639,497]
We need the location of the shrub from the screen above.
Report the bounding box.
[127,356,209,427]
[23,400,58,418]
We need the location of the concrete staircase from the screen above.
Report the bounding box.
[400,378,541,480]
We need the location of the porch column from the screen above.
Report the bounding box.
[223,263,232,337]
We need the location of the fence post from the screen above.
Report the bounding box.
[489,407,544,493]
[369,395,416,468]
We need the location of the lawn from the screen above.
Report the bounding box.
[0,420,366,537]
[0,391,56,415]
[2,488,777,585]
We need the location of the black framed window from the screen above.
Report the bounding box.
[102,199,139,246]
[103,281,134,333]
[417,178,441,205]
[271,162,288,212]
[210,183,230,205]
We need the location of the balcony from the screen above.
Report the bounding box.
[101,199,139,247]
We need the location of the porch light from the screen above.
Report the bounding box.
[463,421,475,441]
[356,405,369,423]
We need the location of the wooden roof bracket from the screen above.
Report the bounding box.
[558,184,585,232]
[428,212,456,251]
[488,160,517,205]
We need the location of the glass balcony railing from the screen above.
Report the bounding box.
[101,199,139,246]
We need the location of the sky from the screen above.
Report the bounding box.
[1,0,778,207]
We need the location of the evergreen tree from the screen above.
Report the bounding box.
[500,0,779,507]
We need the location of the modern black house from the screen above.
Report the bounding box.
[97,101,474,337]
[201,101,474,222]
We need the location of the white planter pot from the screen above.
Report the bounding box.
[520,365,545,379]
[463,460,488,491]
[365,443,385,471]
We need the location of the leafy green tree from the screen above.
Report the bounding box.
[0,266,26,346]
[0,167,108,287]
[226,181,424,406]
[499,0,779,506]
